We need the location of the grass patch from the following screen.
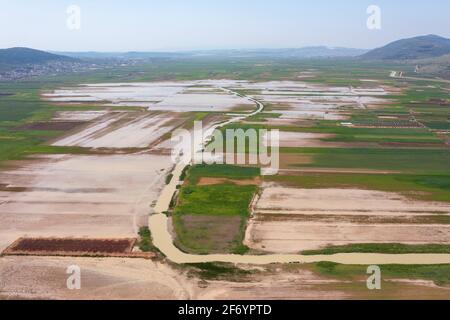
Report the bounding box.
[176,184,257,216]
[303,244,450,255]
[137,226,157,253]
[186,262,251,280]
[313,262,450,286]
[281,147,450,174]
[179,165,190,181]
[165,173,173,185]
[173,164,259,254]
[172,215,246,254]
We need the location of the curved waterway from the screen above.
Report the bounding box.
[149,88,450,265]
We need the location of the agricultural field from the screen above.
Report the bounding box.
[236,68,450,258]
[0,58,449,300]
[172,165,259,254]
[1,237,151,259]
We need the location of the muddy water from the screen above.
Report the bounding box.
[148,89,450,266]
[149,213,450,265]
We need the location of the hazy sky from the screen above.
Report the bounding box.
[1,0,449,51]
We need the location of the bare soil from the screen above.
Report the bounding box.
[197,177,261,186]
[3,237,136,255]
[245,185,450,253]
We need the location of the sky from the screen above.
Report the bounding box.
[0,0,449,52]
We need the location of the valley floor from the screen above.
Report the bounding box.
[0,72,449,299]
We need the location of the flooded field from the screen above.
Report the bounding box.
[43,81,255,112]
[246,185,450,253]
[43,80,393,122]
[224,80,392,121]
[2,77,449,300]
[52,111,186,149]
[0,154,172,251]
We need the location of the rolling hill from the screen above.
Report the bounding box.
[361,35,450,60]
[0,47,76,65]
[56,47,368,60]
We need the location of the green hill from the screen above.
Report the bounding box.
[0,47,75,65]
[361,35,450,60]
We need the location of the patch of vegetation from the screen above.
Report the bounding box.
[281,147,450,174]
[0,84,97,166]
[173,164,259,254]
[137,226,156,253]
[176,184,257,216]
[165,173,173,185]
[303,244,450,255]
[172,214,244,255]
[179,165,190,181]
[232,244,250,255]
[186,262,251,280]
[313,262,450,286]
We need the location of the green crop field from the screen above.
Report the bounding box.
[302,244,450,255]
[312,262,450,287]
[172,165,259,254]
[0,84,95,166]
[280,147,450,174]
[176,184,257,217]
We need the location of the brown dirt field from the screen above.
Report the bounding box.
[245,185,450,253]
[256,213,450,225]
[279,153,313,168]
[255,186,450,215]
[246,220,450,253]
[1,256,449,300]
[272,132,379,149]
[267,132,340,148]
[3,237,136,255]
[197,177,261,186]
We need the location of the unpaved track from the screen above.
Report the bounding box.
[149,89,450,266]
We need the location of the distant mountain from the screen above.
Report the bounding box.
[55,46,368,60]
[0,47,76,65]
[0,48,83,81]
[52,51,187,60]
[361,35,450,60]
[189,47,368,58]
